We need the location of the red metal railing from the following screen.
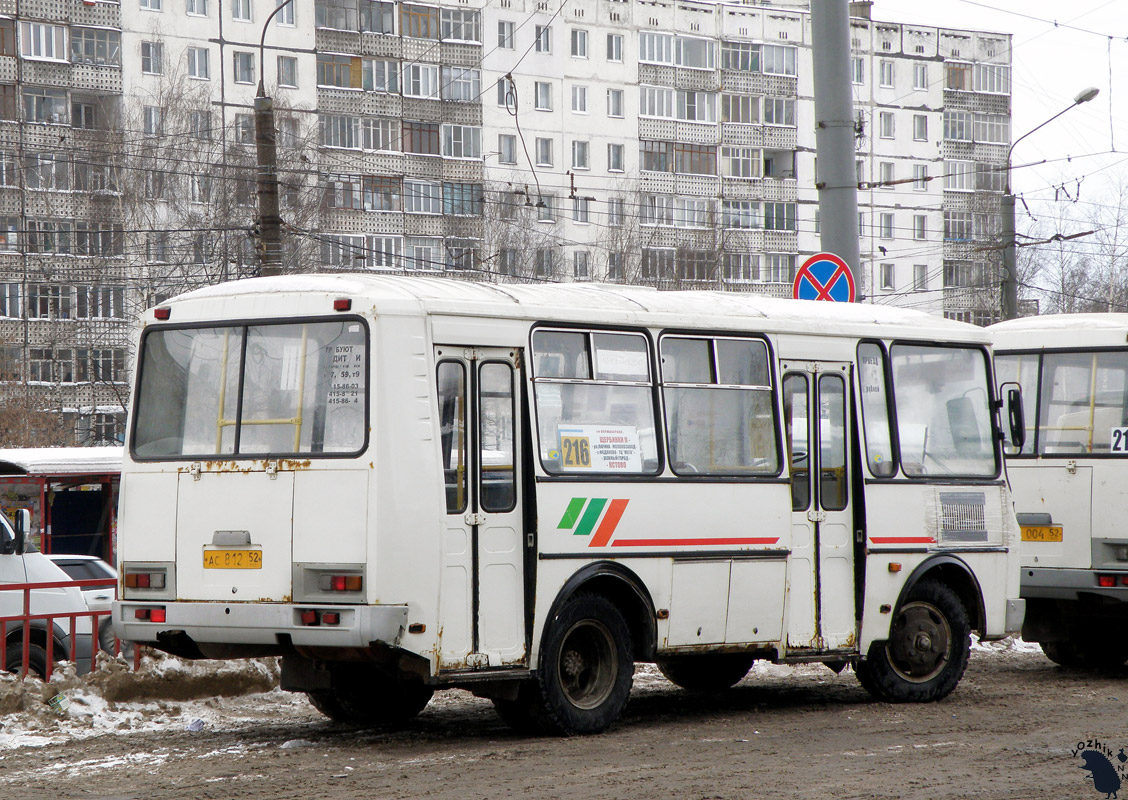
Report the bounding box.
[0,578,142,680]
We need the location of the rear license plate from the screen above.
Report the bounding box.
[1020,525,1063,542]
[203,549,262,569]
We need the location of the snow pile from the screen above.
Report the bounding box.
[971,635,1044,654]
[0,651,283,750]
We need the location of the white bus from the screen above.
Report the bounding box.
[114,276,1024,734]
[992,314,1128,668]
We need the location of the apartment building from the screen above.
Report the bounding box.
[0,0,1011,443]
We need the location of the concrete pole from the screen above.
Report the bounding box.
[254,94,283,277]
[1001,192,1017,320]
[810,0,861,291]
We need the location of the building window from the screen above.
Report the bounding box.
[535,137,552,167]
[945,61,972,91]
[879,161,894,187]
[233,51,254,83]
[914,214,927,240]
[402,4,439,39]
[722,146,760,178]
[403,62,438,98]
[607,143,623,172]
[365,59,398,92]
[571,85,588,113]
[276,55,298,88]
[443,182,482,216]
[140,41,163,74]
[0,282,20,317]
[535,248,556,278]
[403,121,440,155]
[879,212,894,239]
[571,140,589,169]
[763,97,795,126]
[639,32,674,65]
[911,164,927,191]
[498,20,514,49]
[607,88,623,118]
[442,125,481,159]
[641,194,674,226]
[880,263,895,290]
[640,140,674,173]
[403,180,441,214]
[913,62,927,90]
[608,198,624,227]
[440,8,479,42]
[360,1,395,34]
[442,66,480,101]
[762,254,795,284]
[677,37,715,70]
[851,56,864,85]
[537,194,556,222]
[363,118,397,151]
[943,160,974,191]
[187,46,209,78]
[640,86,674,118]
[187,0,207,14]
[139,0,161,9]
[276,0,295,25]
[573,198,589,224]
[498,248,519,276]
[721,41,760,72]
[143,105,162,135]
[607,252,624,281]
[498,134,517,164]
[677,90,716,123]
[762,44,795,74]
[535,81,552,111]
[974,113,1009,144]
[764,202,796,231]
[722,200,759,229]
[571,29,587,57]
[722,94,759,124]
[913,114,927,141]
[607,33,623,62]
[724,252,758,283]
[913,264,928,291]
[362,176,401,212]
[535,25,550,53]
[943,211,974,241]
[71,28,120,66]
[974,63,1010,94]
[879,111,895,139]
[943,110,972,141]
[879,60,894,87]
[28,284,72,319]
[76,286,125,319]
[641,248,674,281]
[231,0,251,22]
[674,143,716,175]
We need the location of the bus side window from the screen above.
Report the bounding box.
[479,362,516,512]
[783,374,810,511]
[437,361,468,513]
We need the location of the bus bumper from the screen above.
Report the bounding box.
[114,601,410,650]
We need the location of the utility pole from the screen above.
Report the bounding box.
[810,0,861,289]
[253,0,296,278]
[1002,86,1099,319]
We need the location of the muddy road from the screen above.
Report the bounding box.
[3,647,1124,800]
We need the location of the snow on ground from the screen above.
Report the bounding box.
[0,638,1041,750]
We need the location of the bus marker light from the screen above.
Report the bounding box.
[333,298,352,311]
[888,562,902,573]
[408,623,425,634]
[330,576,345,591]
[344,575,362,591]
[154,307,171,320]
[880,604,892,614]
[301,610,319,625]
[322,612,340,625]
[1117,546,1128,561]
[134,609,150,620]
[1098,575,1116,588]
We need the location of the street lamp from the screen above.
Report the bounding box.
[1001,86,1100,319]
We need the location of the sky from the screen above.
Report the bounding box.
[873,0,1128,223]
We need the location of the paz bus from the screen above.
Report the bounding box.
[992,314,1128,668]
[113,275,1024,734]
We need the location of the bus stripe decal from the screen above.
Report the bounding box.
[589,499,630,548]
[611,537,780,547]
[574,498,608,538]
[869,536,936,544]
[557,497,587,529]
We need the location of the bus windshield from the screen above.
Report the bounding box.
[132,319,367,459]
[890,344,997,477]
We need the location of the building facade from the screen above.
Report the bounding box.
[0,0,1011,442]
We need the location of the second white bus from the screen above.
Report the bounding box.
[115,276,1024,734]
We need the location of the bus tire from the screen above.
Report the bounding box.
[656,654,755,691]
[1041,638,1128,669]
[492,684,543,734]
[530,593,633,735]
[855,579,970,703]
[307,676,434,726]
[5,642,49,680]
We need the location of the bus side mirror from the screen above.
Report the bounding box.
[13,509,29,556]
[1003,384,1025,451]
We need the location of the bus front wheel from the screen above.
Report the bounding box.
[855,579,971,703]
[530,593,634,735]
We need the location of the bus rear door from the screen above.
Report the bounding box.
[435,346,527,671]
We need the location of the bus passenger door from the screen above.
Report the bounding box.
[435,346,527,671]
[782,362,856,652]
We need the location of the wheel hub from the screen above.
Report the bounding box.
[887,600,952,683]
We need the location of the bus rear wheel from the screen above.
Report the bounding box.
[657,654,755,691]
[1041,638,1128,669]
[855,579,970,703]
[528,593,634,735]
[307,671,434,726]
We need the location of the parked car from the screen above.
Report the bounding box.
[0,510,93,678]
[45,554,130,657]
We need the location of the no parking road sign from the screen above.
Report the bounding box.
[792,252,856,303]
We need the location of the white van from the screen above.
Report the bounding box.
[0,509,93,678]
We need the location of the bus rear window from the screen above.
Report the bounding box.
[132,320,367,458]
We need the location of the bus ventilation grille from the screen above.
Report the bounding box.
[939,491,988,542]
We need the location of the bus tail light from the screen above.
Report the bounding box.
[295,564,364,602]
[125,569,167,590]
[1098,574,1117,588]
[134,607,166,622]
[317,573,362,593]
[298,610,342,627]
[333,298,352,312]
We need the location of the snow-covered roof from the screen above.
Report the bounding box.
[990,314,1128,350]
[0,447,123,477]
